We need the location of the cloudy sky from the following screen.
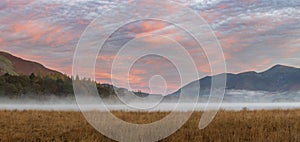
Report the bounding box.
[0,0,299,94]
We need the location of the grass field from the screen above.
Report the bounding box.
[0,109,299,141]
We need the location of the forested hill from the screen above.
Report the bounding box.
[0,51,116,97]
[0,51,149,97]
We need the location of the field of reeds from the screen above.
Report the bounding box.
[0,109,299,141]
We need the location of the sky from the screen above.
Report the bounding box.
[0,0,299,94]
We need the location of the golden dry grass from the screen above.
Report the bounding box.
[0,109,299,142]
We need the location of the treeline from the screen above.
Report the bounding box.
[0,73,73,96]
[0,73,119,98]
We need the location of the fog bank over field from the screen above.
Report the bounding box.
[0,90,299,111]
[1,89,300,104]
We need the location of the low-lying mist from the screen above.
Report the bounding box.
[0,90,299,111]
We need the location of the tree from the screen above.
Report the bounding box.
[0,76,5,95]
[56,78,64,93]
[75,75,80,81]
[42,77,57,94]
[0,76,5,85]
[4,73,10,77]
[29,73,35,81]
[4,83,19,95]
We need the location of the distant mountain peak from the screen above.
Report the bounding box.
[261,64,298,75]
[269,64,296,70]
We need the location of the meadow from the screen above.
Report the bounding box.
[0,109,299,141]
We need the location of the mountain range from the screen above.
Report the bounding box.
[170,64,300,96]
[1,51,300,96]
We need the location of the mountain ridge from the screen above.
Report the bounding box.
[0,51,63,77]
[170,64,300,96]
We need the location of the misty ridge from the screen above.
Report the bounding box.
[0,51,300,103]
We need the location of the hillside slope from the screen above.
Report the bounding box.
[0,51,63,77]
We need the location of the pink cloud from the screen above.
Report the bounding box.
[11,20,78,46]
